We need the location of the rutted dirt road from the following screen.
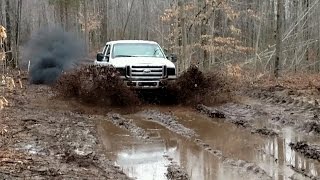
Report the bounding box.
[2,83,320,179]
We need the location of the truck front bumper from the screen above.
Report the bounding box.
[123,78,176,89]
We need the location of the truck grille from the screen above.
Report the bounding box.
[127,65,167,79]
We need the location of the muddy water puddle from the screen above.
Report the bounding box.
[172,108,320,179]
[97,116,257,180]
[97,120,172,180]
[97,107,320,180]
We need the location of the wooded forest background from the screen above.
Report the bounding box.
[1,0,320,76]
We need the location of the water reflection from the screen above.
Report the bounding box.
[116,144,172,180]
[100,120,260,180]
[260,127,320,179]
[98,112,320,180]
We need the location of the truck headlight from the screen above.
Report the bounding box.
[167,68,176,76]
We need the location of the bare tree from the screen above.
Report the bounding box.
[274,0,283,77]
[0,0,319,75]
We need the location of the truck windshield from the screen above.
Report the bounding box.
[112,43,165,58]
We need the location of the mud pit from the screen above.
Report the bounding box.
[96,106,320,179]
[3,71,320,179]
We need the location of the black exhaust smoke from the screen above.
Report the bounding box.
[25,27,85,84]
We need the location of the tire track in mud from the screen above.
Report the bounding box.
[1,107,130,180]
[289,165,320,180]
[106,113,150,140]
[247,88,320,135]
[215,88,320,179]
[139,110,272,180]
[196,104,278,137]
[141,110,197,138]
[97,113,190,180]
[194,103,320,179]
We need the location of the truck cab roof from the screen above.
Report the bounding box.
[106,40,158,45]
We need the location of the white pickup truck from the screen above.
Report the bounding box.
[94,40,177,89]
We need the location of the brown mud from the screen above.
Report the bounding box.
[165,65,230,105]
[3,69,320,179]
[140,110,197,138]
[289,165,320,180]
[251,127,278,137]
[137,109,271,179]
[95,105,320,179]
[98,111,272,180]
[289,142,320,161]
[0,85,130,179]
[106,113,150,139]
[302,122,320,134]
[166,161,190,180]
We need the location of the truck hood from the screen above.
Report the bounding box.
[109,57,176,68]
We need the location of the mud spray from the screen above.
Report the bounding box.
[54,65,140,106]
[24,27,85,84]
[54,65,229,107]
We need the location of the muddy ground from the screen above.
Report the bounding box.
[2,73,320,179]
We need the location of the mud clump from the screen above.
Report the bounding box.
[166,65,229,106]
[107,113,150,139]
[301,122,320,134]
[289,142,320,161]
[196,104,226,118]
[141,110,197,138]
[62,148,97,168]
[232,120,251,128]
[166,162,190,180]
[197,104,254,128]
[53,65,140,107]
[251,128,278,137]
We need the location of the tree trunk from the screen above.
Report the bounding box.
[4,0,12,66]
[274,0,283,78]
[179,0,186,71]
[14,0,22,68]
[83,0,89,53]
[317,2,320,73]
[0,0,3,24]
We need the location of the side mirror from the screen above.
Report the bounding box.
[168,54,177,63]
[96,53,104,62]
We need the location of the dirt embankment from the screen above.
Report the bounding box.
[246,86,320,133]
[0,85,130,179]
